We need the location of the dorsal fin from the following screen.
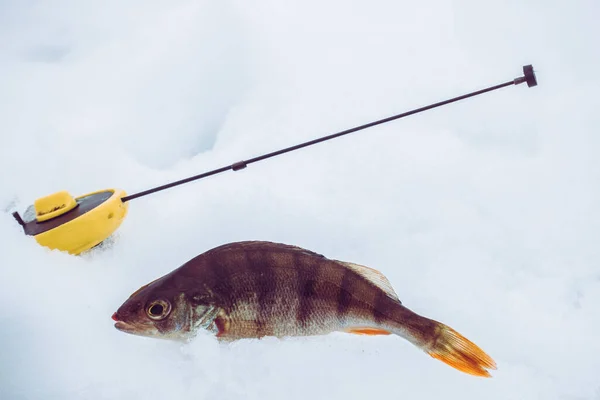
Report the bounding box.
[337,261,401,304]
[203,241,400,303]
[207,241,325,259]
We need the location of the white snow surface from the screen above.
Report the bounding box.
[1,1,599,399]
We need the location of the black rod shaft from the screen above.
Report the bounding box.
[121,72,531,203]
[243,80,515,166]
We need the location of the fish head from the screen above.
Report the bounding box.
[111,277,194,341]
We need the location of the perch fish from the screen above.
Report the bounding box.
[112,241,496,377]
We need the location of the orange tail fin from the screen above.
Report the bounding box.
[426,323,497,377]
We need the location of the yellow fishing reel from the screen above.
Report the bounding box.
[9,65,537,256]
[12,189,129,255]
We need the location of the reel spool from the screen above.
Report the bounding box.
[12,189,128,255]
[10,65,538,256]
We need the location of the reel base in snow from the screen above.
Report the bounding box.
[13,189,129,255]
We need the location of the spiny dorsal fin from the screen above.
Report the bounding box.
[338,261,401,304]
[207,241,325,259]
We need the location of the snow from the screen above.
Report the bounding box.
[1,0,599,399]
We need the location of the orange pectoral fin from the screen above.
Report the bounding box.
[344,327,392,336]
[214,315,231,338]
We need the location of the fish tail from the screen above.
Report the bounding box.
[389,307,497,377]
[424,321,497,377]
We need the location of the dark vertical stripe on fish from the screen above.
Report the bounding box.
[238,248,265,334]
[336,268,353,321]
[206,252,235,309]
[248,249,277,333]
[297,278,317,328]
[295,251,321,330]
[372,289,389,324]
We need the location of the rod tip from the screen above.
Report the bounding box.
[523,64,537,87]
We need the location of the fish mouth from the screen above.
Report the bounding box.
[112,312,143,335]
[113,318,160,338]
[114,321,139,334]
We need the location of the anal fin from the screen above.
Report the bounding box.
[343,327,392,336]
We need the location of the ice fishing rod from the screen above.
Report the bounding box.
[11,64,537,255]
[120,64,538,203]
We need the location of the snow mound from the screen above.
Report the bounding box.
[1,1,599,399]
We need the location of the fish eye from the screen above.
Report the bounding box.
[146,299,171,320]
